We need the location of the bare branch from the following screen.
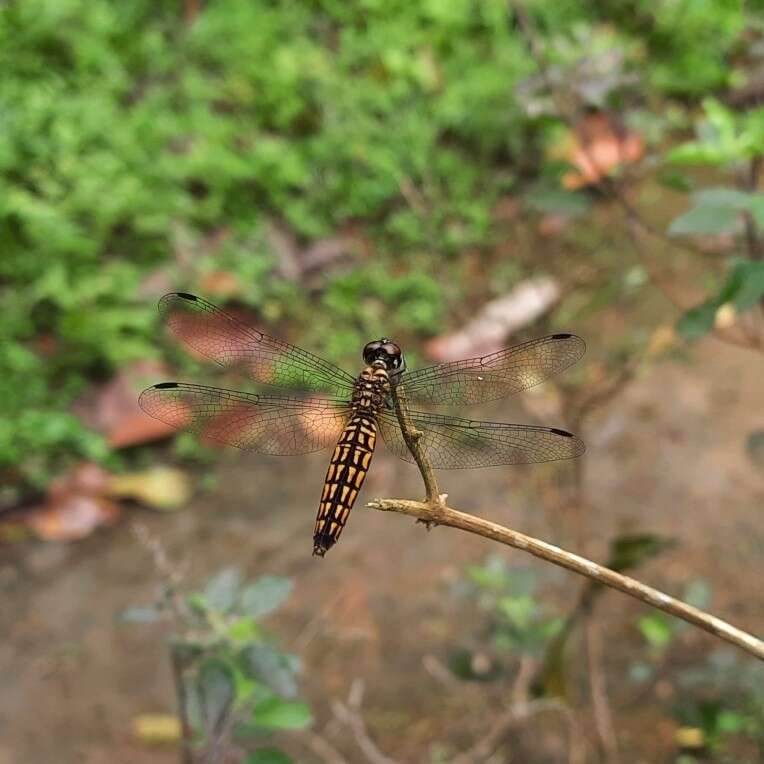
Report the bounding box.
[330,680,399,764]
[299,730,352,764]
[450,698,565,764]
[366,497,764,660]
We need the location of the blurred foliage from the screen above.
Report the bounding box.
[1,0,764,487]
[450,555,563,682]
[665,100,764,342]
[120,567,307,762]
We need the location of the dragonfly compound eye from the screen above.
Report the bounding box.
[362,340,384,364]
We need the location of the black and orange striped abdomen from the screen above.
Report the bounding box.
[313,413,377,556]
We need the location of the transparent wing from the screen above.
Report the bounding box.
[399,334,585,406]
[139,382,352,455]
[378,409,585,469]
[158,292,356,397]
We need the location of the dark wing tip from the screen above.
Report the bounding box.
[158,292,198,309]
[549,428,587,459]
[550,332,586,360]
[153,382,180,389]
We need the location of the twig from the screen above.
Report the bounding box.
[368,496,764,660]
[390,382,441,505]
[330,680,399,764]
[742,156,762,262]
[450,698,564,764]
[169,643,195,764]
[586,619,619,762]
[300,730,352,764]
[366,497,764,660]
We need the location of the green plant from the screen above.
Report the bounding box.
[664,100,764,342]
[673,650,764,762]
[450,555,563,681]
[120,567,309,763]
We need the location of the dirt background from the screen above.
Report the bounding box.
[2,339,762,764]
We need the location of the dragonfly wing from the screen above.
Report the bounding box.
[158,293,356,397]
[378,409,585,469]
[139,382,352,455]
[400,333,585,406]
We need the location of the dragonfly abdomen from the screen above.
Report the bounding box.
[313,412,378,556]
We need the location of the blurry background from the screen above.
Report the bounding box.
[1,1,764,762]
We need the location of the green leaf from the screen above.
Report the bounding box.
[629,662,655,683]
[242,645,300,698]
[715,710,748,734]
[116,606,161,623]
[498,595,536,628]
[227,617,262,642]
[727,260,764,310]
[204,568,242,613]
[524,187,591,217]
[745,429,764,469]
[683,580,712,610]
[240,576,294,619]
[748,194,764,228]
[678,259,764,341]
[198,659,236,737]
[186,592,208,615]
[607,533,675,573]
[668,204,740,236]
[692,188,751,208]
[638,613,675,650]
[251,698,312,730]
[676,301,718,341]
[245,749,295,764]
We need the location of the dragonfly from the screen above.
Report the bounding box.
[139,293,585,557]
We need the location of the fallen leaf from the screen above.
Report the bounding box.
[675,726,705,749]
[537,214,571,237]
[49,462,111,500]
[28,494,121,541]
[268,219,366,280]
[492,196,522,222]
[424,277,561,361]
[109,467,192,511]
[551,113,644,189]
[132,713,182,744]
[645,325,679,358]
[73,360,176,448]
[200,269,244,298]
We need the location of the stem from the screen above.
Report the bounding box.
[170,642,195,764]
[366,498,764,661]
[743,156,762,262]
[389,382,441,504]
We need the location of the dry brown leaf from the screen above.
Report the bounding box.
[552,113,644,189]
[28,494,121,541]
[423,277,561,361]
[199,269,244,298]
[73,360,176,448]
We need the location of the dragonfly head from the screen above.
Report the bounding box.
[363,338,405,374]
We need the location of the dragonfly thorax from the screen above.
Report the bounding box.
[352,366,390,413]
